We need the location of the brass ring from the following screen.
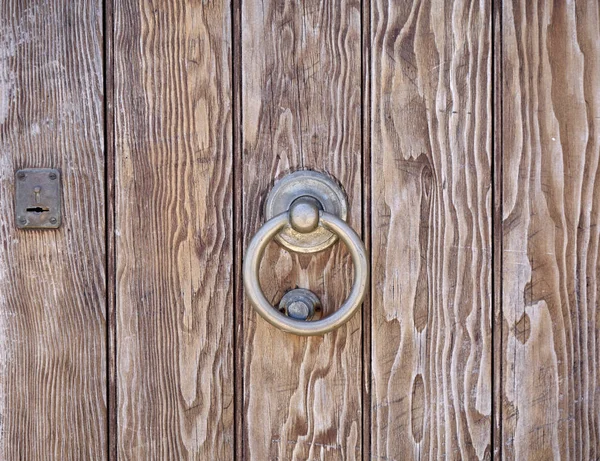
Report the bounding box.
[243,211,368,336]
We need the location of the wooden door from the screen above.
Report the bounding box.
[0,1,598,460]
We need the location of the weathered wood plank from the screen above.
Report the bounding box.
[241,0,363,459]
[114,1,234,458]
[370,1,492,459]
[0,1,106,458]
[501,1,600,459]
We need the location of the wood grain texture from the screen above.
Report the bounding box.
[0,1,106,458]
[241,0,363,459]
[114,1,233,458]
[370,1,492,459]
[501,1,600,459]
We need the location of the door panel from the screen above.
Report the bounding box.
[1,0,599,459]
[240,0,363,459]
[0,1,106,458]
[113,1,233,458]
[370,1,492,459]
[501,1,600,459]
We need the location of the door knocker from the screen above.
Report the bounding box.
[243,171,368,336]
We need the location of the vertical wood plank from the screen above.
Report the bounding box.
[114,1,233,458]
[241,0,363,459]
[0,1,106,458]
[371,1,492,459]
[501,1,600,459]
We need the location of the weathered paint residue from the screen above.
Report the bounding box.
[0,24,16,125]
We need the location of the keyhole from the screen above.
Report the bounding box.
[27,186,49,213]
[26,206,49,213]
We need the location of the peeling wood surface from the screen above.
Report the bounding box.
[370,1,492,459]
[113,0,234,458]
[240,0,363,459]
[0,1,106,458]
[501,1,600,459]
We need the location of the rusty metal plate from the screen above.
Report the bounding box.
[15,169,62,229]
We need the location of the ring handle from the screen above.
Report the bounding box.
[243,203,368,336]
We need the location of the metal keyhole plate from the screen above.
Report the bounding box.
[15,169,62,229]
[264,170,347,253]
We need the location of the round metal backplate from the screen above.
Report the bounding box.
[265,170,348,253]
[278,288,322,321]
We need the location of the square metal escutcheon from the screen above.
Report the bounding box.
[15,168,62,229]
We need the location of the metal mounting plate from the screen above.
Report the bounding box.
[265,170,347,253]
[15,169,62,229]
[278,288,322,321]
